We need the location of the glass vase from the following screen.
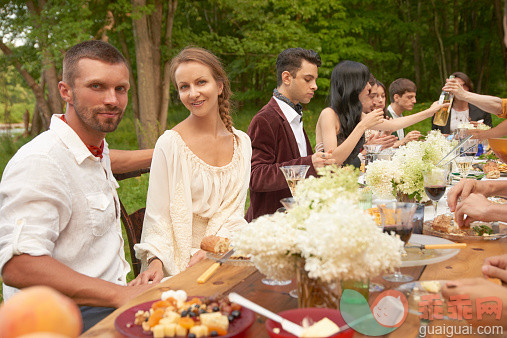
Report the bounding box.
[296,258,341,309]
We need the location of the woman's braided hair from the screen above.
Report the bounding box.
[169,46,233,133]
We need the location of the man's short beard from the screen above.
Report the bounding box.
[72,94,124,133]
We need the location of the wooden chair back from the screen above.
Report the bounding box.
[114,168,150,277]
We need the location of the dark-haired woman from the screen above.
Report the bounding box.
[316,61,446,167]
[431,72,492,134]
[132,47,251,284]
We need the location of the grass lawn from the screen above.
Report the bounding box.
[0,99,503,303]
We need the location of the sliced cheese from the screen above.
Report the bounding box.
[301,318,340,337]
[420,281,441,293]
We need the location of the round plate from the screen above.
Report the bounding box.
[265,308,354,338]
[115,299,256,337]
[401,234,460,267]
[423,220,507,242]
[396,280,448,316]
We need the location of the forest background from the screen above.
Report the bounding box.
[1,0,507,286]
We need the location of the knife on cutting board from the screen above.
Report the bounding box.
[197,249,235,284]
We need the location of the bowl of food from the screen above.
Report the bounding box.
[265,308,353,338]
[488,138,507,163]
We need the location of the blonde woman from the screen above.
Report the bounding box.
[132,47,251,284]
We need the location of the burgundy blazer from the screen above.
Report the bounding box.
[245,97,317,222]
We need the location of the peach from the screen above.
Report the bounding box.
[0,286,82,337]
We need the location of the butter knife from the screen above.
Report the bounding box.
[405,243,466,250]
[197,249,235,284]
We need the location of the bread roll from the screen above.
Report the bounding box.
[200,235,230,253]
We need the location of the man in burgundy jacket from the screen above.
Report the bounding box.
[245,48,334,222]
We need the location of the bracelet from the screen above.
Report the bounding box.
[148,257,161,265]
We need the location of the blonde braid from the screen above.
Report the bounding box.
[218,94,233,133]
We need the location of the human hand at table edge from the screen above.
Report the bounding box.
[447,179,493,212]
[454,193,496,228]
[128,258,163,286]
[188,250,207,268]
[442,278,507,328]
[482,254,507,283]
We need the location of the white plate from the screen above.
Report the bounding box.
[401,234,460,267]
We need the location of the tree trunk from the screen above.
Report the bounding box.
[158,0,177,134]
[30,102,42,136]
[42,53,63,116]
[453,0,459,71]
[30,74,45,136]
[131,0,176,148]
[494,0,507,80]
[0,40,52,130]
[132,0,161,148]
[118,29,141,145]
[412,0,422,89]
[431,0,447,81]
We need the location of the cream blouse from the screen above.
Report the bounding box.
[134,128,251,276]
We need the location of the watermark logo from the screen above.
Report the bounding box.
[418,294,502,321]
[371,290,408,327]
[340,289,408,336]
[340,288,503,336]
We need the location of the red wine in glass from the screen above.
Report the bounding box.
[383,226,412,245]
[424,185,446,201]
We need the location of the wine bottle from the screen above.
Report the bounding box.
[433,75,455,127]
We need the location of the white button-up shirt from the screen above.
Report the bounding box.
[0,115,130,300]
[274,97,307,156]
[387,105,405,140]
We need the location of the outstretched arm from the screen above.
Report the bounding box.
[443,79,503,115]
[374,101,447,132]
[110,149,153,174]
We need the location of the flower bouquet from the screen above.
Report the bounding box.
[365,130,455,202]
[232,166,404,308]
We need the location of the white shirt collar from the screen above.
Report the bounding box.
[387,105,402,118]
[49,114,106,165]
[273,97,301,124]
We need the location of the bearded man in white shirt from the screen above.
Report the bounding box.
[0,40,153,332]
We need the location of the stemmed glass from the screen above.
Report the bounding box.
[379,202,417,282]
[423,168,447,219]
[364,144,382,169]
[280,197,300,299]
[261,166,309,287]
[280,165,310,196]
[454,153,474,180]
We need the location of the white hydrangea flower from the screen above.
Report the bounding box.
[366,130,454,201]
[232,167,404,281]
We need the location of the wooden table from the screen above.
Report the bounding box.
[83,237,506,338]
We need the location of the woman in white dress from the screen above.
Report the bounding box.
[131,47,251,284]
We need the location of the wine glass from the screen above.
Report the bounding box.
[379,202,417,282]
[454,153,474,180]
[261,196,300,287]
[423,168,447,219]
[280,165,310,196]
[364,144,382,169]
